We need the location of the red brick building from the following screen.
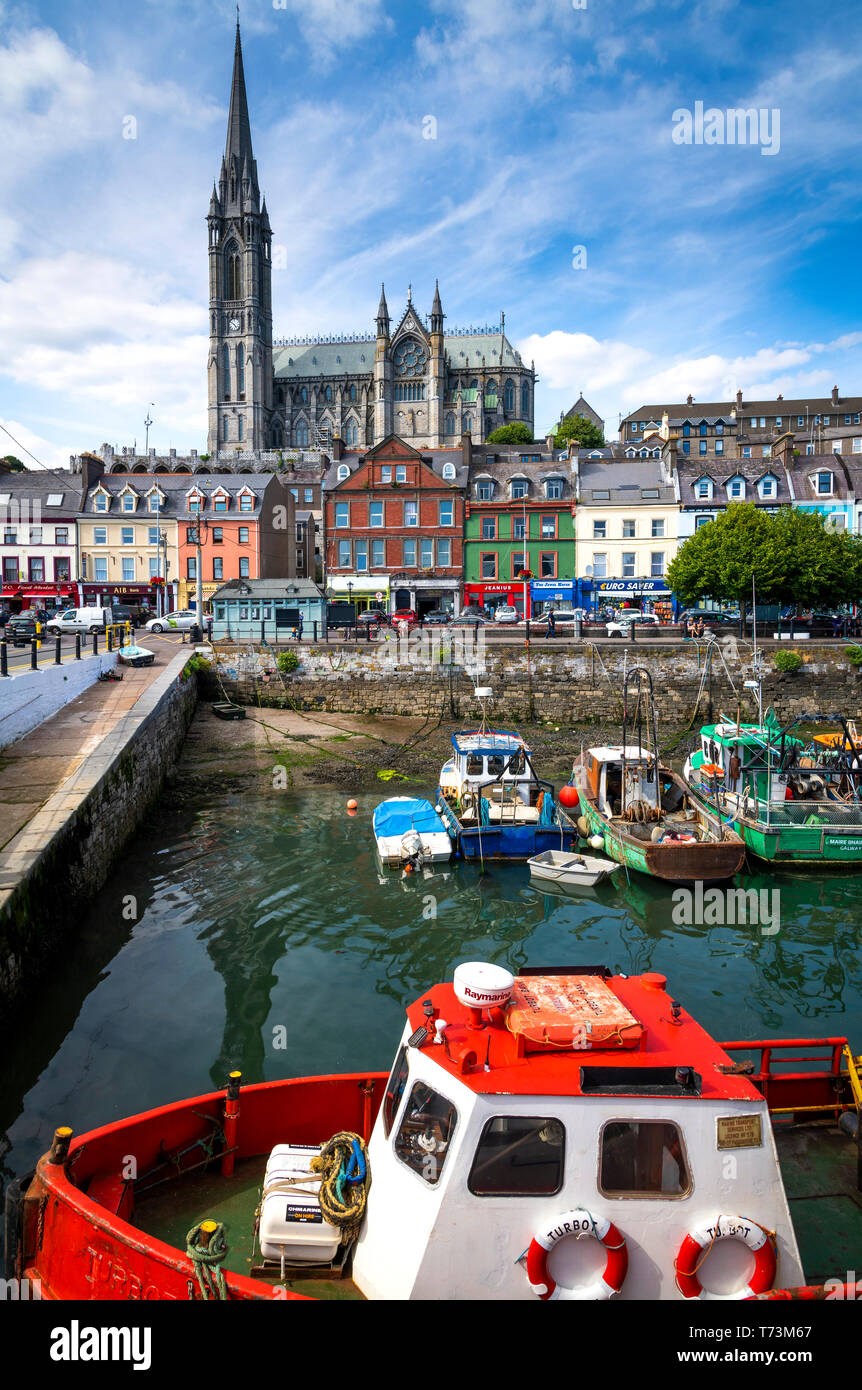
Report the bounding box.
[323,435,466,616]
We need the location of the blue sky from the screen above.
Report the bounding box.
[2,0,862,469]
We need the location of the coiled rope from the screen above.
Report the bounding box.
[186,1221,230,1300]
[310,1132,371,1244]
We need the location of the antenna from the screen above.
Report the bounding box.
[473,686,493,734]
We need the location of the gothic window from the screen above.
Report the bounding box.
[486,380,497,397]
[349,384,357,401]
[238,417,245,442]
[470,379,478,390]
[505,380,515,411]
[296,422,309,447]
[463,414,474,433]
[276,387,284,405]
[222,343,231,398]
[395,383,425,402]
[236,346,245,396]
[521,381,530,415]
[272,423,283,447]
[225,242,242,300]
[222,416,229,442]
[345,421,358,445]
[445,413,456,435]
[325,386,332,403]
[393,338,428,377]
[300,386,308,403]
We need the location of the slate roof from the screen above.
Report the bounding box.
[212,578,324,601]
[468,454,574,498]
[623,396,862,425]
[676,458,792,506]
[273,333,523,379]
[577,457,674,505]
[0,471,84,517]
[785,454,852,502]
[322,449,469,490]
[83,473,275,520]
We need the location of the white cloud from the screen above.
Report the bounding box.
[273,0,390,67]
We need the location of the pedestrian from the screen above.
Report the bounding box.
[696,617,705,639]
[547,607,556,638]
[298,612,304,641]
[832,614,842,639]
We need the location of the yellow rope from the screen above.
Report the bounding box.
[310,1132,371,1245]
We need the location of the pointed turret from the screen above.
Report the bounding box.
[224,23,259,212]
[430,278,444,335]
[376,283,390,339]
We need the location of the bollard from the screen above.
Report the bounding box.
[107,627,113,653]
[30,637,38,670]
[55,635,62,664]
[631,621,637,643]
[222,1071,242,1177]
[75,633,81,660]
[92,632,98,655]
[313,620,318,642]
[366,622,371,642]
[0,640,6,677]
[261,620,265,645]
[525,620,530,642]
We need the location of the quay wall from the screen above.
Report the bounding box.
[204,639,862,727]
[0,652,118,751]
[0,651,197,1015]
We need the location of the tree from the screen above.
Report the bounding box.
[666,502,862,614]
[486,423,534,444]
[1,455,25,471]
[550,414,604,450]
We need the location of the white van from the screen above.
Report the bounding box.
[45,607,113,635]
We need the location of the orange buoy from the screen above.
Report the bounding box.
[404,862,414,873]
[347,799,358,810]
[347,807,358,817]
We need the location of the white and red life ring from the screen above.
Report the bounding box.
[526,1208,628,1301]
[675,1214,777,1299]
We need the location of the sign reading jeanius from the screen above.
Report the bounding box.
[716,1114,763,1150]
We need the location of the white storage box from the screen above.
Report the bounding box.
[259,1144,341,1265]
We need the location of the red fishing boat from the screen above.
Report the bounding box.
[6,963,861,1301]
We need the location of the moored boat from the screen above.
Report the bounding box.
[527,849,619,888]
[8,961,860,1301]
[372,796,454,867]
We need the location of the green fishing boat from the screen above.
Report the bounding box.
[683,709,862,865]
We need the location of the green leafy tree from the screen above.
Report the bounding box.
[486,423,534,444]
[1,455,25,471]
[550,414,604,450]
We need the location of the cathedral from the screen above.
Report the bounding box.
[206,26,536,458]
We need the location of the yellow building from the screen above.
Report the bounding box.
[573,455,679,615]
[79,478,179,608]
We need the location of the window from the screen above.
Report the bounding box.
[28,556,45,581]
[3,529,15,544]
[521,381,529,415]
[403,538,417,566]
[540,552,556,578]
[29,527,42,543]
[599,1120,690,1198]
[682,441,690,455]
[742,446,751,458]
[395,466,407,483]
[797,416,805,427]
[338,539,351,567]
[355,540,368,572]
[186,526,198,544]
[121,527,134,544]
[545,478,563,500]
[698,440,707,455]
[382,1048,409,1138]
[147,526,158,545]
[476,480,494,501]
[504,380,515,412]
[122,494,135,512]
[93,527,107,544]
[46,493,63,506]
[149,558,160,578]
[651,552,664,577]
[817,471,833,495]
[622,552,635,578]
[593,520,606,539]
[148,495,161,512]
[335,502,349,528]
[239,557,250,578]
[404,501,418,527]
[622,519,635,538]
[442,462,456,480]
[239,493,253,512]
[122,558,135,582]
[189,496,201,512]
[93,493,108,512]
[760,477,775,498]
[511,478,529,499]
[439,500,453,527]
[212,527,223,543]
[296,423,309,447]
[512,517,526,541]
[762,446,771,458]
[304,489,314,503]
[592,553,607,578]
[481,552,497,579]
[187,557,197,580]
[237,417,245,443]
[369,501,384,527]
[541,516,556,539]
[94,558,108,582]
[468,1116,564,1196]
[380,466,392,483]
[716,422,724,435]
[715,440,724,454]
[214,495,227,512]
[393,1082,458,1187]
[213,557,223,580]
[239,527,249,543]
[437,538,451,567]
[2,557,17,581]
[371,538,385,567]
[420,538,433,567]
[728,478,744,499]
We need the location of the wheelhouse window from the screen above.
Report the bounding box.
[599,1120,691,1198]
[393,1081,458,1186]
[382,1047,410,1137]
[468,1116,564,1196]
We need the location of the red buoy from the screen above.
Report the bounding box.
[558,784,579,809]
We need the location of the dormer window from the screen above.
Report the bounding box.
[188,494,202,512]
[337,464,350,482]
[148,492,164,512]
[727,476,745,499]
[476,478,494,501]
[442,462,456,480]
[239,492,254,512]
[213,492,229,512]
[122,492,136,512]
[545,478,563,499]
[695,479,712,501]
[817,470,833,495]
[510,478,529,499]
[759,474,777,498]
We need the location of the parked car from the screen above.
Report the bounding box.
[493,606,521,624]
[5,610,50,645]
[389,610,418,627]
[356,608,388,628]
[606,612,661,638]
[452,610,491,627]
[145,609,213,634]
[421,610,452,625]
[45,606,113,636]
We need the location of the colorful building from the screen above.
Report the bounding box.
[572,454,678,616]
[1,473,86,612]
[175,475,295,610]
[464,446,575,617]
[211,577,325,641]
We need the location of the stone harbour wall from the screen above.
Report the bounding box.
[205,637,862,727]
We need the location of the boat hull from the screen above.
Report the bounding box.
[577,794,745,884]
[457,823,575,861]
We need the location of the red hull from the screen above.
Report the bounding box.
[16,1072,386,1301]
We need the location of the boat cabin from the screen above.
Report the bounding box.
[352,964,803,1299]
[440,731,545,824]
[697,722,806,803]
[581,745,664,819]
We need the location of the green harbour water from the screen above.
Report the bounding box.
[2,787,862,1188]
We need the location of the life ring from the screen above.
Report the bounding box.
[675,1215,777,1299]
[526,1208,628,1301]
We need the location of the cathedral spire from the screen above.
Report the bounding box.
[224,22,258,209]
[430,278,444,334]
[376,283,390,337]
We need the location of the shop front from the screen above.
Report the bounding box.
[325,575,390,614]
[575,577,676,620]
[179,580,222,614]
[1,581,76,614]
[81,581,163,613]
[530,579,576,617]
[463,581,531,617]
[390,576,460,617]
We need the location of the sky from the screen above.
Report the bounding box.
[2,0,862,473]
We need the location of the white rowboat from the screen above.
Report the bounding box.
[527,849,619,888]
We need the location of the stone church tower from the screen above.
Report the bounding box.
[206,24,273,456]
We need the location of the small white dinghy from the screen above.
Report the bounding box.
[373,797,453,867]
[527,849,619,889]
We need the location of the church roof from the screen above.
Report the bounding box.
[273,333,524,380]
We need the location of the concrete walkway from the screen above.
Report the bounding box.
[0,634,188,852]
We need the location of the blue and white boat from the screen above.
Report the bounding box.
[372,797,454,867]
[436,691,573,861]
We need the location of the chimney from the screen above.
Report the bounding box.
[777,394,783,401]
[461,431,472,470]
[662,435,678,480]
[832,385,839,406]
[736,389,743,409]
[331,436,344,461]
[546,433,555,451]
[686,394,693,406]
[772,432,794,466]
